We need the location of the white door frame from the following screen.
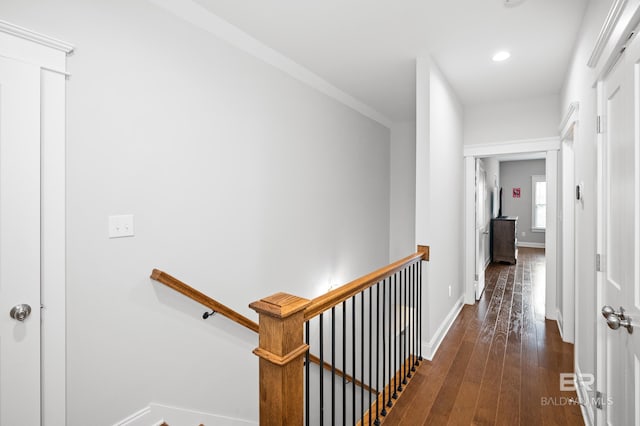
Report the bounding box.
[474,159,488,300]
[463,137,560,310]
[0,20,72,425]
[558,103,579,344]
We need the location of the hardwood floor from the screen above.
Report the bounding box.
[383,248,583,426]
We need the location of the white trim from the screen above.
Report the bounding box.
[556,309,564,340]
[575,364,595,426]
[545,150,558,321]
[559,109,577,345]
[0,20,73,53]
[113,406,155,426]
[517,241,545,249]
[595,80,606,426]
[463,137,561,158]
[40,68,67,426]
[592,0,640,80]
[422,296,464,361]
[0,27,72,76]
[148,0,391,128]
[559,102,579,138]
[588,0,628,68]
[114,403,258,426]
[464,157,476,305]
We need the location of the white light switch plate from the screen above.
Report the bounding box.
[109,214,134,238]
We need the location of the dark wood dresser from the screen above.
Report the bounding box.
[491,216,518,264]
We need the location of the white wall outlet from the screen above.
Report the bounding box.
[448,285,452,297]
[521,231,525,237]
[109,215,135,238]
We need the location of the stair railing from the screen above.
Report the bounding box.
[249,245,429,425]
[150,268,372,393]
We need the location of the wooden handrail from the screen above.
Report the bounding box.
[304,245,430,321]
[150,269,259,333]
[150,268,376,392]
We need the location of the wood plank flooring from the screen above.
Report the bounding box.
[383,248,583,426]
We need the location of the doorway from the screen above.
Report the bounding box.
[463,138,560,320]
[557,103,578,345]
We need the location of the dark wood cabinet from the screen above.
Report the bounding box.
[491,217,518,264]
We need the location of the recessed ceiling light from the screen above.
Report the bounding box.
[492,51,511,62]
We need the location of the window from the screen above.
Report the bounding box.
[532,175,546,231]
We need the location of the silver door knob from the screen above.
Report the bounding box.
[602,305,627,320]
[605,313,633,333]
[9,304,31,322]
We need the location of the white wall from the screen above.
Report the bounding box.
[2,1,391,424]
[500,159,546,245]
[416,57,465,357]
[464,95,560,145]
[560,0,614,415]
[390,121,416,261]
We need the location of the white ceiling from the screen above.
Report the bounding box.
[192,0,589,122]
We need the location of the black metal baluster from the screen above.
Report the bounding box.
[342,300,346,426]
[305,321,310,426]
[402,267,408,386]
[418,260,423,361]
[393,272,398,400]
[398,268,404,391]
[352,296,356,426]
[407,265,413,379]
[413,263,418,369]
[368,286,372,426]
[382,277,389,415]
[331,307,336,426]
[320,314,324,425]
[411,263,415,370]
[412,264,416,372]
[360,291,365,422]
[375,281,381,425]
[409,266,412,368]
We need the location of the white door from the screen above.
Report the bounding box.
[0,56,42,425]
[475,159,488,299]
[597,31,640,425]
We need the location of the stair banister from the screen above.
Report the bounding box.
[250,245,430,425]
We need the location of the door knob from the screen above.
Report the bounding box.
[605,313,633,333]
[602,305,627,320]
[9,304,32,322]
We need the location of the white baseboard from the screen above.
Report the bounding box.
[517,241,545,249]
[575,364,594,426]
[556,309,564,340]
[115,406,158,426]
[114,403,257,426]
[422,296,464,361]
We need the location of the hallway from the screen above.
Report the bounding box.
[384,248,583,425]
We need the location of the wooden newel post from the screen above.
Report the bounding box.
[250,292,311,426]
